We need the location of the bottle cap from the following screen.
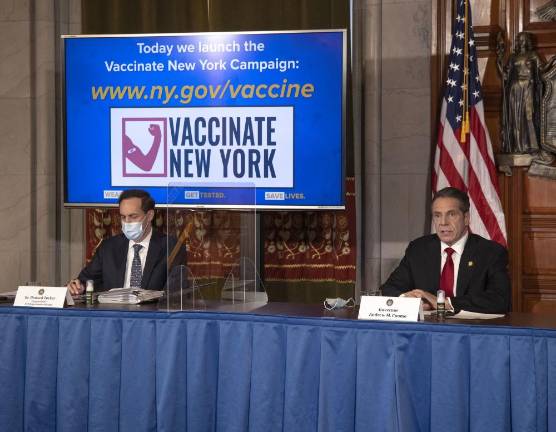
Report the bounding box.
[86,280,94,291]
[436,289,445,303]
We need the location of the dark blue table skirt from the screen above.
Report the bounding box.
[0,306,555,432]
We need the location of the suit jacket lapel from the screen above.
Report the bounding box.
[428,236,441,293]
[456,234,477,296]
[141,230,162,289]
[114,235,129,288]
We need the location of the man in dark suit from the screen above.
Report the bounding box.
[67,189,187,294]
[381,187,510,314]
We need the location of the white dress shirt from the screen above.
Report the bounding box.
[440,231,468,297]
[123,228,153,288]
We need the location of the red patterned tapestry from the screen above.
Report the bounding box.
[262,177,356,284]
[86,209,242,279]
[85,178,356,284]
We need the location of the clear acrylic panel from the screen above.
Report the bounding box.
[165,263,205,310]
[165,182,267,311]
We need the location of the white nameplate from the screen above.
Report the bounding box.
[358,296,423,322]
[14,286,74,308]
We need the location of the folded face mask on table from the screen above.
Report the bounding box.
[324,297,355,310]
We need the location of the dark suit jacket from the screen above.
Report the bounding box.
[78,230,187,291]
[381,233,511,314]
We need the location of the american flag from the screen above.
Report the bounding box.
[433,0,507,246]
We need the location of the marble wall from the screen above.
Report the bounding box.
[0,0,82,292]
[359,0,432,289]
[58,2,85,288]
[0,0,432,293]
[0,1,31,290]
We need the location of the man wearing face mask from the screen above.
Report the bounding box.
[67,189,186,294]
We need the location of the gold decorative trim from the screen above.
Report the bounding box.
[265,264,356,269]
[265,278,356,284]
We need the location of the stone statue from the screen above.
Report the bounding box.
[497,32,544,155]
[536,1,556,21]
[496,31,556,178]
[538,56,556,160]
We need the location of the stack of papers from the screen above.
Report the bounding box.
[97,288,164,304]
[452,310,505,320]
[0,290,17,303]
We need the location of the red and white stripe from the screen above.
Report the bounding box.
[433,100,507,247]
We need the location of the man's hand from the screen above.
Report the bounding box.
[402,289,437,310]
[67,279,84,295]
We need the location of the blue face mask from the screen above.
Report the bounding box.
[122,217,146,241]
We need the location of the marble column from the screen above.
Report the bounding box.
[0,0,82,291]
[357,0,383,293]
[357,0,432,291]
[57,0,85,286]
[379,0,432,282]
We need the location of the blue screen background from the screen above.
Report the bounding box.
[64,31,345,208]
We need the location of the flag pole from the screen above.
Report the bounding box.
[460,0,470,143]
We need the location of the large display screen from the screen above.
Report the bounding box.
[64,30,346,208]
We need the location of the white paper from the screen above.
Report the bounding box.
[451,310,505,320]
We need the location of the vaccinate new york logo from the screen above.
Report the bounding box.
[111,107,293,188]
[121,118,167,177]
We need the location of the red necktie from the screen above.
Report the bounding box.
[440,247,455,298]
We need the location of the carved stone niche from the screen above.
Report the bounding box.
[495,154,533,176]
[534,57,556,179]
[540,58,556,154]
[537,1,556,22]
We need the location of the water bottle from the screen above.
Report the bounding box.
[86,280,94,305]
[436,289,446,321]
